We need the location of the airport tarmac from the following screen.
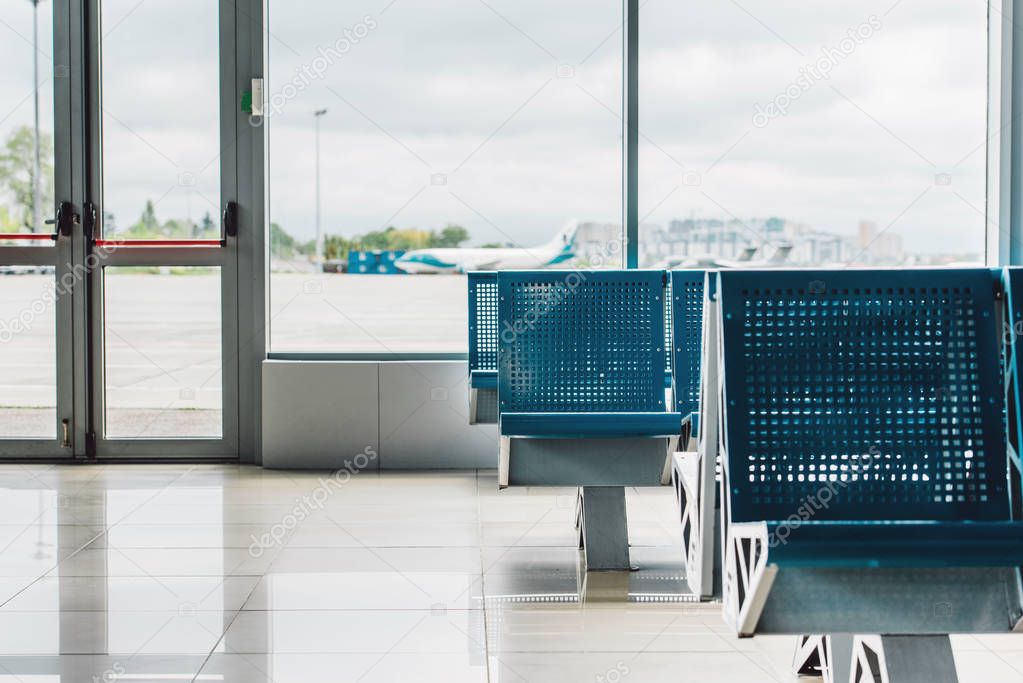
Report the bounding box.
[0,272,468,439]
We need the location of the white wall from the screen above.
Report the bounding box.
[261,360,498,469]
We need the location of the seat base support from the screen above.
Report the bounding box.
[577,486,631,571]
[794,634,853,683]
[852,634,958,683]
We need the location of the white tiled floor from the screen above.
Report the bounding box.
[0,464,1020,682]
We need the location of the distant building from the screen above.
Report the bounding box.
[575,222,622,267]
[856,220,904,264]
[788,232,855,264]
[644,217,787,265]
[579,215,916,267]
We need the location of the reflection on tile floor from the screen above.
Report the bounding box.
[0,465,1020,682]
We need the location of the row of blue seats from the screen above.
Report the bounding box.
[468,266,1023,682]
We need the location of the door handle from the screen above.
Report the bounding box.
[55,201,80,237]
[222,201,238,240]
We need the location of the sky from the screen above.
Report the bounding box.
[0,0,990,255]
[265,0,990,256]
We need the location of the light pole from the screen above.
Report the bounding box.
[314,109,327,267]
[30,0,43,234]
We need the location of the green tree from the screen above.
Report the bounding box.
[431,224,469,248]
[161,218,191,238]
[129,200,160,236]
[271,222,299,258]
[356,226,432,251]
[0,126,55,231]
[323,234,353,261]
[320,223,473,261]
[0,206,19,233]
[197,212,215,238]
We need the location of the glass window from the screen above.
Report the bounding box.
[100,0,221,241]
[104,267,222,439]
[0,274,56,437]
[0,0,57,436]
[638,0,987,268]
[0,0,55,239]
[268,1,623,353]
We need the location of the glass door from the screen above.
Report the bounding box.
[84,0,238,458]
[0,0,74,458]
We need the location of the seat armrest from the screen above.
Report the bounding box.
[763,520,1023,568]
[500,412,682,438]
[470,369,497,389]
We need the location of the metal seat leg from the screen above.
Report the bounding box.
[579,486,631,571]
[852,634,958,683]
[795,634,854,683]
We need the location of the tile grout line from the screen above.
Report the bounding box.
[475,467,494,682]
[190,572,267,683]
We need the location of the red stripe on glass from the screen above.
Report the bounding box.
[0,233,57,241]
[93,239,224,247]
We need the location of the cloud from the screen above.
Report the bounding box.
[0,0,990,255]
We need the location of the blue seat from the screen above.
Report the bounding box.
[669,270,705,439]
[467,271,498,423]
[497,269,681,449]
[497,269,682,569]
[706,267,1023,681]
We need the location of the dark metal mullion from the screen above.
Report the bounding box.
[54,0,74,457]
[234,0,266,464]
[218,0,241,458]
[97,248,228,268]
[1009,0,1023,265]
[0,248,59,266]
[623,0,639,269]
[83,0,103,458]
[94,438,237,459]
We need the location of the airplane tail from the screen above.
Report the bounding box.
[738,246,758,262]
[540,221,579,266]
[767,243,793,264]
[548,221,579,249]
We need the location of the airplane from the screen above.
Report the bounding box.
[394,222,578,274]
[654,243,793,269]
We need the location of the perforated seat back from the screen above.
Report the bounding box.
[670,270,705,417]
[718,269,1007,523]
[664,279,674,376]
[498,270,668,413]
[468,272,498,375]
